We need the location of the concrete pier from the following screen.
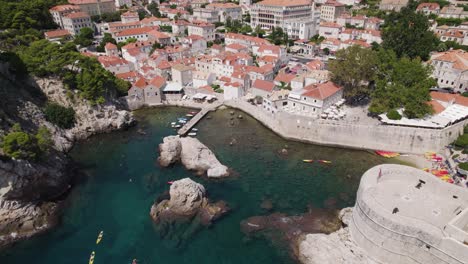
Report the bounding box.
[178,102,221,136]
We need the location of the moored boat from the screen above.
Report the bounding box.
[186,114,194,117]
[178,120,187,124]
[191,128,198,132]
[375,150,400,158]
[188,132,197,137]
[89,251,95,264]
[317,160,332,164]
[96,231,103,244]
[302,159,314,163]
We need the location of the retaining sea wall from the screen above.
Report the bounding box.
[224,100,468,154]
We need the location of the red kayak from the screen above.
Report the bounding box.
[167,181,174,185]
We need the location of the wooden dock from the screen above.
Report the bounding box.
[178,103,220,136]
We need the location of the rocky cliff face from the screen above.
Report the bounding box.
[0,69,134,247]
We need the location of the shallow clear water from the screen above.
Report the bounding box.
[1,107,391,264]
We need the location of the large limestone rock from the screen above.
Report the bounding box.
[158,136,182,167]
[150,178,229,225]
[158,136,229,178]
[298,208,378,264]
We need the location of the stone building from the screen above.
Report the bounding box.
[430,49,468,92]
[62,12,93,35]
[320,0,346,22]
[68,0,116,16]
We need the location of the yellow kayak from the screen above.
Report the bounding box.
[89,251,95,264]
[302,159,314,163]
[96,231,103,244]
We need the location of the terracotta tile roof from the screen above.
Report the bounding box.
[427,100,445,114]
[442,31,464,38]
[199,85,215,93]
[69,0,113,4]
[98,56,130,67]
[274,73,296,84]
[50,4,80,12]
[149,76,166,88]
[320,22,342,28]
[122,11,138,17]
[64,12,90,19]
[306,60,324,70]
[416,2,440,10]
[258,44,281,54]
[157,60,172,69]
[116,71,141,80]
[302,81,342,100]
[219,76,232,82]
[430,92,468,107]
[252,79,275,92]
[225,33,270,45]
[226,43,248,50]
[324,0,345,6]
[148,30,170,39]
[115,27,154,37]
[44,29,71,39]
[134,78,148,89]
[206,3,240,8]
[105,42,117,50]
[256,0,311,7]
[431,50,468,71]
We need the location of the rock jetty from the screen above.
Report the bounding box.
[158,136,229,178]
[150,178,229,225]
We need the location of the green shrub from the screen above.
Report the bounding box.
[458,162,468,171]
[464,125,468,134]
[455,134,468,147]
[2,128,39,160]
[44,103,76,129]
[386,109,402,120]
[36,126,52,153]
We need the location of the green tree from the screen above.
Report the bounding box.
[44,103,76,129]
[328,45,379,99]
[74,27,94,47]
[36,126,52,153]
[369,49,435,118]
[148,2,161,17]
[381,7,439,60]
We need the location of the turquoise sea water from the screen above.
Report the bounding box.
[1,107,391,264]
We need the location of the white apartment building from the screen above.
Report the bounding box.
[206,3,242,22]
[250,0,319,39]
[430,49,468,92]
[62,12,93,35]
[320,0,346,22]
[192,8,219,23]
[195,55,235,77]
[49,5,81,28]
[68,0,115,16]
[286,81,343,117]
[114,27,154,42]
[188,23,216,41]
[121,11,139,23]
[172,64,193,86]
[115,0,132,8]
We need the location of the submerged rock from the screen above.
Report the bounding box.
[150,178,229,226]
[297,208,377,264]
[158,136,229,178]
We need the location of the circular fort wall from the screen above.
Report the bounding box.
[349,164,468,264]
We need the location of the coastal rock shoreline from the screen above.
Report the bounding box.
[0,76,135,248]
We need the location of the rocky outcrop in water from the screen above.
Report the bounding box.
[158,136,229,178]
[297,208,378,264]
[150,178,229,225]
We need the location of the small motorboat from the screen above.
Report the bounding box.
[189,111,198,115]
[167,181,174,185]
[89,251,95,264]
[317,160,332,164]
[174,124,182,128]
[302,159,314,163]
[178,120,187,124]
[171,122,176,125]
[186,114,194,117]
[191,128,198,132]
[177,117,188,121]
[188,132,197,137]
[96,231,103,244]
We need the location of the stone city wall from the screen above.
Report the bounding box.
[224,100,468,154]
